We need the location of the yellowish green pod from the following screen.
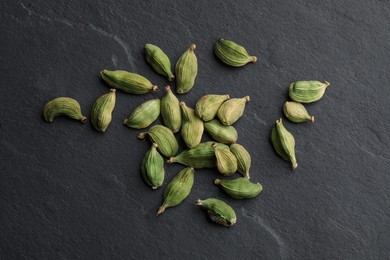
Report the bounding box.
[175,44,198,94]
[196,198,236,227]
[195,94,230,122]
[283,101,314,123]
[123,99,160,129]
[160,86,181,133]
[213,143,237,176]
[214,38,257,67]
[43,97,87,123]
[90,89,116,132]
[141,143,165,189]
[214,178,262,199]
[180,102,204,149]
[217,96,250,125]
[145,43,174,81]
[289,81,330,103]
[230,144,251,179]
[137,125,178,157]
[204,119,238,144]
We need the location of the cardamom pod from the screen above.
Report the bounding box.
[270,118,298,169]
[213,143,238,176]
[123,99,160,129]
[145,43,174,81]
[230,144,251,179]
[160,86,181,133]
[100,69,158,94]
[180,102,204,149]
[217,96,250,125]
[43,97,87,123]
[137,125,178,157]
[204,119,238,144]
[90,89,116,132]
[195,94,230,122]
[196,198,236,227]
[289,80,330,103]
[283,101,314,123]
[141,143,164,189]
[214,38,257,67]
[157,167,195,216]
[175,44,198,94]
[214,178,262,199]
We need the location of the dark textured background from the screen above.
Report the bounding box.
[1,0,390,259]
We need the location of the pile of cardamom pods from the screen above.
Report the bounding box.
[42,38,330,227]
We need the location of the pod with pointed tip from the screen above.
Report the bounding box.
[123,99,160,129]
[160,86,181,133]
[217,96,250,125]
[196,198,236,227]
[175,44,198,94]
[213,143,238,176]
[90,89,116,132]
[141,143,164,189]
[289,81,330,103]
[43,97,87,123]
[145,44,174,81]
[137,125,178,157]
[195,94,230,122]
[204,119,238,144]
[180,102,204,148]
[214,38,257,67]
[230,144,251,179]
[214,178,262,199]
[283,101,314,123]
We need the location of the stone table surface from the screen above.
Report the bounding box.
[1,0,390,259]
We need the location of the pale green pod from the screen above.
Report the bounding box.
[100,69,158,94]
[145,44,174,81]
[230,144,251,179]
[141,143,165,189]
[214,178,262,199]
[160,86,181,133]
[204,119,238,144]
[213,143,238,176]
[90,89,116,132]
[137,125,178,157]
[283,101,314,123]
[180,102,204,149]
[289,81,330,103]
[195,94,230,122]
[217,96,250,125]
[196,198,236,227]
[157,167,195,216]
[214,38,257,67]
[175,44,198,94]
[123,99,160,129]
[43,97,87,123]
[270,118,298,169]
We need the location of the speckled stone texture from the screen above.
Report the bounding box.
[1,0,390,259]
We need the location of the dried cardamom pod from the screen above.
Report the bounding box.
[230,144,251,179]
[196,198,236,227]
[217,96,250,125]
[270,118,298,169]
[180,102,204,149]
[100,69,158,94]
[90,89,116,132]
[214,178,262,199]
[195,94,230,122]
[175,44,198,94]
[204,119,238,144]
[289,81,330,103]
[145,44,174,81]
[137,125,178,157]
[214,38,257,67]
[123,99,160,129]
[157,167,195,216]
[43,97,87,123]
[213,143,238,176]
[283,101,314,123]
[160,86,181,133]
[141,143,164,189]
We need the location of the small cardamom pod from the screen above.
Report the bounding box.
[230,144,251,179]
[90,89,116,132]
[283,101,314,123]
[145,43,174,81]
[43,97,87,123]
[175,44,198,94]
[289,81,330,103]
[180,102,204,149]
[141,143,165,189]
[157,167,195,216]
[214,38,257,67]
[213,143,238,176]
[160,86,181,133]
[217,96,250,125]
[100,69,158,94]
[137,125,178,157]
[123,99,160,129]
[270,118,298,169]
[214,178,262,199]
[196,198,236,227]
[195,94,230,122]
[204,119,238,144]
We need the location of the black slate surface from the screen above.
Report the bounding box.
[1,0,390,259]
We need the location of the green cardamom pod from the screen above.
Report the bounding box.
[180,102,204,149]
[43,97,87,123]
[100,69,158,94]
[270,118,298,169]
[217,96,250,125]
[141,143,165,189]
[230,144,251,179]
[123,99,160,129]
[90,89,116,132]
[137,125,178,157]
[145,43,175,81]
[196,198,236,227]
[175,44,198,94]
[214,178,262,199]
[289,80,330,103]
[214,38,257,67]
[195,94,230,122]
[213,143,238,176]
[157,167,195,216]
[204,119,238,144]
[160,86,181,133]
[283,101,314,123]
